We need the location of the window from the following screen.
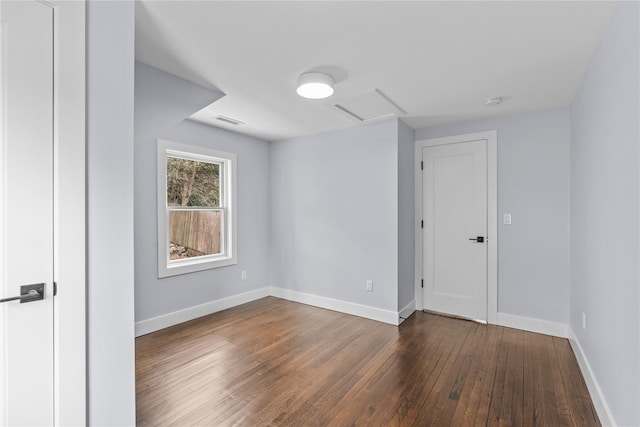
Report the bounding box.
[158,140,236,277]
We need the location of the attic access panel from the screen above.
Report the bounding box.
[329,89,406,122]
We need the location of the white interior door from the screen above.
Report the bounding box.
[0,1,55,425]
[422,140,487,321]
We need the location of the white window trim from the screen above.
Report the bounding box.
[157,139,237,278]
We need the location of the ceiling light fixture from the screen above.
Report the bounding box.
[296,72,335,99]
[484,97,502,107]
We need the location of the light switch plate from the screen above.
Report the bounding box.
[504,214,512,225]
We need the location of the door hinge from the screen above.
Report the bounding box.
[53,281,57,296]
[421,161,423,170]
[421,279,424,288]
[421,220,423,228]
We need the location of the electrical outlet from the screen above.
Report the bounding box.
[241,270,247,281]
[366,280,373,292]
[582,312,586,330]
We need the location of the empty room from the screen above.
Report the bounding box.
[1,1,638,426]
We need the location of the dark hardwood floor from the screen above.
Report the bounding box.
[136,297,600,426]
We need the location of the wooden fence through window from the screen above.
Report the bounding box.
[169,210,221,255]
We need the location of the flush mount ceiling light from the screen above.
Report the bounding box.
[484,97,502,107]
[296,72,335,99]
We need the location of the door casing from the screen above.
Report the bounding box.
[414,131,497,324]
[52,1,86,424]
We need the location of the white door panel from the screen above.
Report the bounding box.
[0,1,55,425]
[423,140,487,321]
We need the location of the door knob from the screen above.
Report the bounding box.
[469,236,485,243]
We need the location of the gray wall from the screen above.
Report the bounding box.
[270,120,400,311]
[570,2,640,425]
[134,64,270,322]
[86,1,136,424]
[397,120,415,310]
[416,108,571,323]
[135,62,224,145]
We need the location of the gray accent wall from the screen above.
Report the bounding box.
[270,120,401,312]
[415,108,571,324]
[86,1,136,424]
[570,2,640,425]
[397,120,415,311]
[134,63,270,322]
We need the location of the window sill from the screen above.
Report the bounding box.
[158,255,237,278]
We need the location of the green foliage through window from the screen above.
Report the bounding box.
[166,157,220,207]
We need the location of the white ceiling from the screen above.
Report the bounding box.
[135,1,616,142]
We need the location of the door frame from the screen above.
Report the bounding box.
[414,131,497,324]
[52,1,86,424]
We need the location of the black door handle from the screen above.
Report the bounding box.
[469,236,485,243]
[0,283,45,304]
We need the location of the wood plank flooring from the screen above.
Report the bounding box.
[136,297,600,426]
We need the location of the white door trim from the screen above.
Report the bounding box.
[415,131,497,324]
[52,1,86,425]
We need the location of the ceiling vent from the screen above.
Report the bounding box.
[329,89,406,123]
[215,115,244,125]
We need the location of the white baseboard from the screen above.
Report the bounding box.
[136,290,569,338]
[135,287,270,336]
[269,286,400,325]
[398,300,416,324]
[496,312,567,338]
[567,326,616,427]
[135,286,407,335]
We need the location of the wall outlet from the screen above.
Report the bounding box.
[582,312,586,330]
[241,270,247,281]
[366,280,373,292]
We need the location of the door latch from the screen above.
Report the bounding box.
[469,236,485,243]
[0,283,45,304]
